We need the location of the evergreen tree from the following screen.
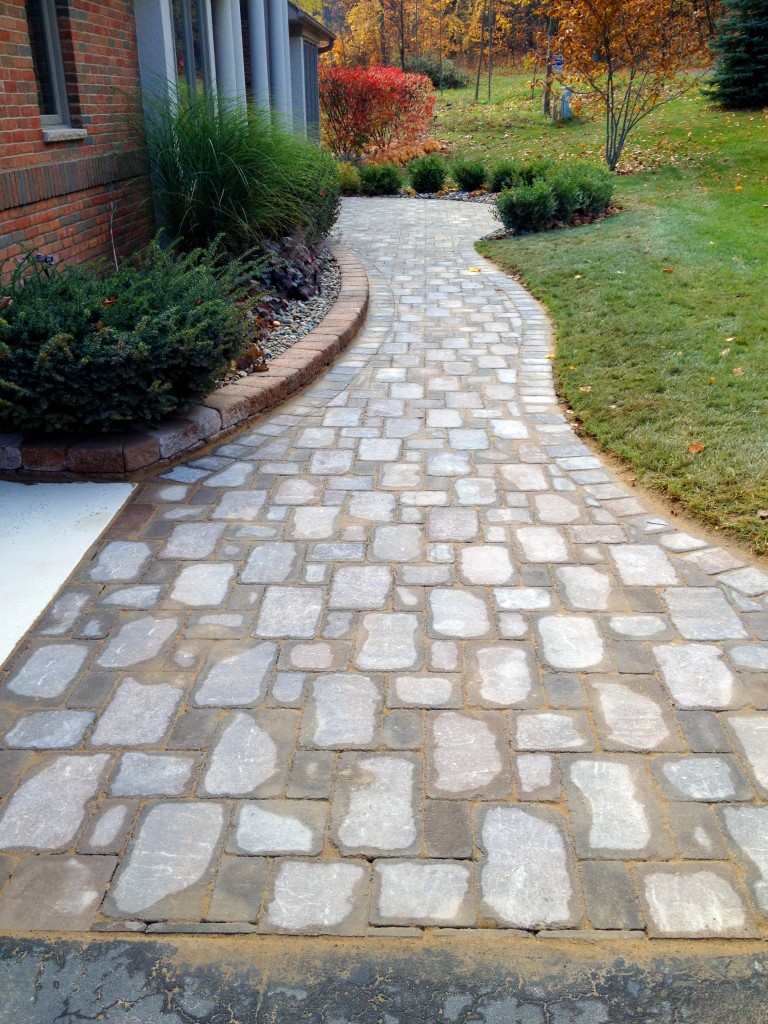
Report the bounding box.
[706,0,768,108]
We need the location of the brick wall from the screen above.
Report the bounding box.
[0,0,155,268]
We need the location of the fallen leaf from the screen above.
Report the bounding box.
[688,443,706,454]
[574,274,583,279]
[663,267,675,273]
[546,354,556,359]
[567,364,576,371]
[709,376,717,382]
[757,510,768,520]
[726,336,736,342]
[720,348,731,357]
[579,386,592,393]
[735,185,743,190]
[732,366,745,376]
[468,267,482,273]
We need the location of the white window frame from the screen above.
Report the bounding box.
[29,0,70,126]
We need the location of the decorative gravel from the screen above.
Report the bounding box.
[264,247,341,360]
[365,190,497,204]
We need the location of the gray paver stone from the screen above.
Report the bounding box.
[103,802,225,920]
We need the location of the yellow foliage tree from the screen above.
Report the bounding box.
[550,0,710,169]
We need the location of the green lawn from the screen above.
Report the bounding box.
[437,76,768,554]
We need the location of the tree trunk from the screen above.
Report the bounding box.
[438,0,444,98]
[543,18,553,117]
[474,0,488,102]
[398,0,406,69]
[487,0,493,101]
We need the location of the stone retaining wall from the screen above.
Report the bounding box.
[0,242,368,481]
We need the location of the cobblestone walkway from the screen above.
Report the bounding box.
[1,199,768,939]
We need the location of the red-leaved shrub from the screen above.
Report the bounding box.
[320,66,435,159]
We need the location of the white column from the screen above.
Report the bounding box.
[289,35,306,136]
[133,0,177,104]
[213,0,246,104]
[281,1,293,121]
[267,0,291,122]
[248,0,270,109]
[230,0,247,101]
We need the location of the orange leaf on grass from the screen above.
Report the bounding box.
[688,443,706,454]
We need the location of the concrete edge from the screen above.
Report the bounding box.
[0,241,368,482]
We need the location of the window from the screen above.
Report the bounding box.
[26,0,69,125]
[172,0,215,98]
[303,41,319,141]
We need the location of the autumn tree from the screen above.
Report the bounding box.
[550,0,710,170]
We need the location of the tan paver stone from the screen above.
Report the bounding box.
[0,855,117,931]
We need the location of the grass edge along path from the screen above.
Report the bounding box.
[444,78,768,555]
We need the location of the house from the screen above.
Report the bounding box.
[0,1,333,269]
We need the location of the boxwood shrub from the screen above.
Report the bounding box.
[408,154,448,193]
[359,162,404,195]
[452,158,487,191]
[549,170,584,223]
[489,157,555,192]
[566,164,614,215]
[489,161,522,192]
[0,244,259,434]
[494,180,558,233]
[494,161,614,234]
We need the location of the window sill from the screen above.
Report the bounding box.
[42,127,88,144]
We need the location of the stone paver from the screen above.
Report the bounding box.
[1,199,767,939]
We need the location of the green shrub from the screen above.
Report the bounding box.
[0,245,259,434]
[408,154,448,193]
[452,158,487,191]
[549,169,584,222]
[405,54,469,89]
[489,157,555,192]
[338,161,361,195]
[494,180,558,233]
[141,94,340,250]
[492,160,613,232]
[517,157,555,185]
[489,161,522,192]
[359,162,404,195]
[569,164,614,215]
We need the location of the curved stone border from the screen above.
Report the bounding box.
[0,241,368,480]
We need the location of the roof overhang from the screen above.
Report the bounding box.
[287,2,334,50]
